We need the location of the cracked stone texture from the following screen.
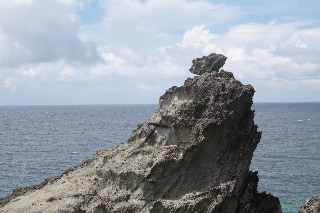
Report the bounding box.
[189,53,227,75]
[0,53,281,213]
[299,197,320,213]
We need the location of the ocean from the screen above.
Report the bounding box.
[0,103,319,213]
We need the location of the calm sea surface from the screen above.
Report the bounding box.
[0,103,319,213]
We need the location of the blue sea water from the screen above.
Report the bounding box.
[251,103,320,212]
[0,103,319,213]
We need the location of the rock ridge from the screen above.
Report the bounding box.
[0,53,281,213]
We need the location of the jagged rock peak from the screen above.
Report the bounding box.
[189,53,227,75]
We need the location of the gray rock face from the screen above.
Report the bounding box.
[299,197,320,213]
[189,53,227,75]
[0,53,281,213]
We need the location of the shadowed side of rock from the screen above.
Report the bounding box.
[0,53,281,213]
[236,172,281,213]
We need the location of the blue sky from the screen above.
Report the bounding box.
[0,0,319,105]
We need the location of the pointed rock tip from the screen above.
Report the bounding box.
[189,53,227,75]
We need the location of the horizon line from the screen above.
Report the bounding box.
[1,101,320,107]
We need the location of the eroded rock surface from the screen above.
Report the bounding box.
[299,196,320,213]
[0,53,281,213]
[189,53,227,75]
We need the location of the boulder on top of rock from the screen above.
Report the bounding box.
[189,53,227,75]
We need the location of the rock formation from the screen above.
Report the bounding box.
[299,196,320,213]
[0,53,281,213]
[189,53,227,75]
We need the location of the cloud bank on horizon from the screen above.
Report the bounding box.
[0,0,319,105]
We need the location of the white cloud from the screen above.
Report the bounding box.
[294,35,309,49]
[3,77,16,89]
[0,1,101,67]
[58,65,77,81]
[3,19,320,101]
[182,25,220,51]
[224,22,299,49]
[80,0,240,53]
[10,0,34,6]
[73,22,320,91]
[90,52,128,78]
[101,0,239,27]
[89,45,193,80]
[302,79,320,89]
[136,83,162,92]
[174,23,320,86]
[1,0,319,104]
[20,66,44,78]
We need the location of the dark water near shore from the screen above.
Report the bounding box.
[0,103,319,212]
